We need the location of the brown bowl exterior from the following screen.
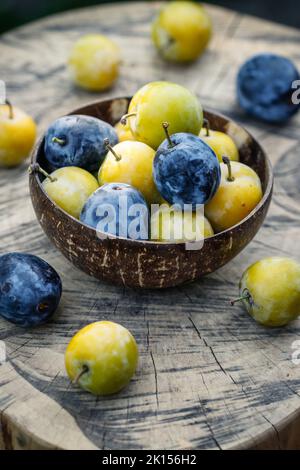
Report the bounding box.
[29,98,273,289]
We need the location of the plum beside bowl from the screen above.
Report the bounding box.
[29,97,273,289]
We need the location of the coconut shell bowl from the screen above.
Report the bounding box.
[29,97,273,289]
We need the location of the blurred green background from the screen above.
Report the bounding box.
[0,0,299,34]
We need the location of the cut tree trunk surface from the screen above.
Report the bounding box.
[0,2,300,450]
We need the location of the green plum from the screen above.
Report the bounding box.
[0,101,36,168]
[40,165,99,219]
[99,140,161,205]
[152,1,212,63]
[121,81,203,149]
[151,204,214,242]
[65,321,138,396]
[232,257,300,327]
[114,120,134,142]
[68,34,121,91]
[205,157,262,232]
[199,119,239,162]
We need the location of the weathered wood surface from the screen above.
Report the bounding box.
[0,1,300,450]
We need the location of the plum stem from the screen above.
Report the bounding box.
[37,302,49,312]
[5,100,13,119]
[120,112,136,126]
[52,136,66,146]
[73,364,89,385]
[162,122,174,148]
[104,138,121,161]
[222,156,235,182]
[230,289,251,306]
[203,118,210,137]
[28,163,57,183]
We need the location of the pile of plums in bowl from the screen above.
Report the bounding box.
[29,81,273,289]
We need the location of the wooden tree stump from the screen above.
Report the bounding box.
[0,2,300,450]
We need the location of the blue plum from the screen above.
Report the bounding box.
[153,132,221,208]
[237,53,300,123]
[0,253,62,327]
[44,115,118,172]
[80,183,149,240]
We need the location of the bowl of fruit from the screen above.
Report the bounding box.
[29,82,273,289]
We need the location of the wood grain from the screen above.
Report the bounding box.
[0,1,300,450]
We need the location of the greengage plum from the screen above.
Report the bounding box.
[65,321,138,395]
[205,157,262,232]
[68,34,121,91]
[151,204,214,242]
[152,1,212,62]
[122,81,203,149]
[41,166,99,219]
[114,121,134,142]
[232,257,300,327]
[199,119,239,162]
[0,101,36,168]
[99,140,161,204]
